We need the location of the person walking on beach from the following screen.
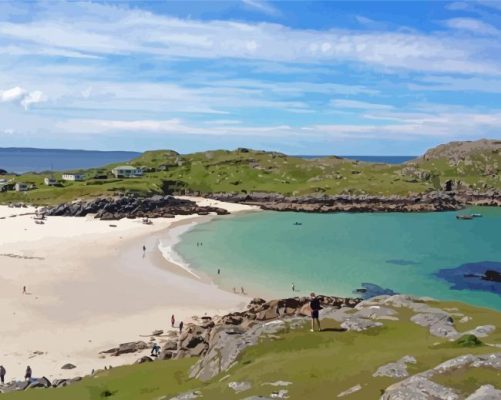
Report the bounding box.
[217,268,220,275]
[240,286,245,295]
[0,365,6,384]
[309,293,322,332]
[291,283,295,292]
[22,286,27,294]
[142,245,146,257]
[25,366,32,382]
[171,314,175,328]
[179,321,184,334]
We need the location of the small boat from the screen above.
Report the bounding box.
[456,214,473,220]
[472,213,482,218]
[293,222,303,226]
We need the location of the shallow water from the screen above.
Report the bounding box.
[174,207,501,310]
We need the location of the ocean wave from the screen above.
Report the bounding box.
[158,222,201,279]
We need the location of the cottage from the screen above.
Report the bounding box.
[44,177,58,186]
[15,182,29,192]
[111,166,143,178]
[62,174,84,181]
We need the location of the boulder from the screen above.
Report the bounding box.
[159,350,175,360]
[228,381,252,393]
[101,341,149,356]
[61,363,76,370]
[373,356,416,378]
[151,330,164,336]
[341,317,383,332]
[168,390,203,400]
[337,384,362,397]
[465,385,501,400]
[27,377,51,389]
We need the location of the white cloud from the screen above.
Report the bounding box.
[242,0,281,16]
[0,86,46,109]
[0,2,499,75]
[444,18,499,36]
[330,99,394,111]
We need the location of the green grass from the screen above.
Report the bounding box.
[2,146,500,205]
[3,301,500,400]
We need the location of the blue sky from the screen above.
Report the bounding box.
[0,1,500,155]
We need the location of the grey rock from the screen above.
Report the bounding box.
[338,384,362,397]
[373,356,416,378]
[462,325,496,338]
[190,320,287,381]
[270,390,289,398]
[381,375,460,400]
[381,353,501,400]
[465,385,501,400]
[61,363,76,370]
[101,341,148,356]
[341,317,383,332]
[354,306,397,320]
[168,390,203,400]
[27,377,51,390]
[135,356,153,364]
[228,381,252,393]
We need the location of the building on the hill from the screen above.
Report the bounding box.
[44,177,58,186]
[62,174,84,181]
[15,182,29,192]
[111,166,143,178]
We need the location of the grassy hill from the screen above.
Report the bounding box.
[1,140,500,205]
[2,299,499,400]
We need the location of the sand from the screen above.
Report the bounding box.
[0,198,259,382]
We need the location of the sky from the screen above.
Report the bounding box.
[0,0,500,155]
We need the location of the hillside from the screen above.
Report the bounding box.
[0,140,500,205]
[1,296,499,400]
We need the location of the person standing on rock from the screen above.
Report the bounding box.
[309,293,322,332]
[179,321,184,334]
[171,314,175,328]
[151,342,160,357]
[0,365,6,384]
[25,366,32,382]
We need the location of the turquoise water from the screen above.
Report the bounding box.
[174,208,501,310]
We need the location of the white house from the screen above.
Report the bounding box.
[111,166,143,178]
[44,177,58,186]
[62,174,84,181]
[15,182,29,192]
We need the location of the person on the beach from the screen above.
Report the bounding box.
[179,321,184,334]
[25,366,32,381]
[309,292,322,332]
[217,268,220,275]
[22,286,26,294]
[142,245,146,257]
[171,314,175,328]
[151,342,160,357]
[291,283,295,292]
[240,287,245,294]
[0,365,5,384]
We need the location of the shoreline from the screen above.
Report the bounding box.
[0,198,259,382]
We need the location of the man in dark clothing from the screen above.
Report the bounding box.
[25,366,32,381]
[309,293,322,332]
[179,321,184,334]
[0,365,5,384]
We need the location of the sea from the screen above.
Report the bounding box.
[0,148,414,173]
[0,148,141,173]
[173,208,501,311]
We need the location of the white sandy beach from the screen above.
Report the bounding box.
[0,197,259,382]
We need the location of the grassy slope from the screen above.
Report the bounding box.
[4,301,500,400]
[1,144,500,205]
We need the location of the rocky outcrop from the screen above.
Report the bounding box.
[373,355,416,378]
[44,195,229,220]
[100,341,148,356]
[205,192,469,213]
[381,353,501,400]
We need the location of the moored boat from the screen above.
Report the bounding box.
[456,214,473,220]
